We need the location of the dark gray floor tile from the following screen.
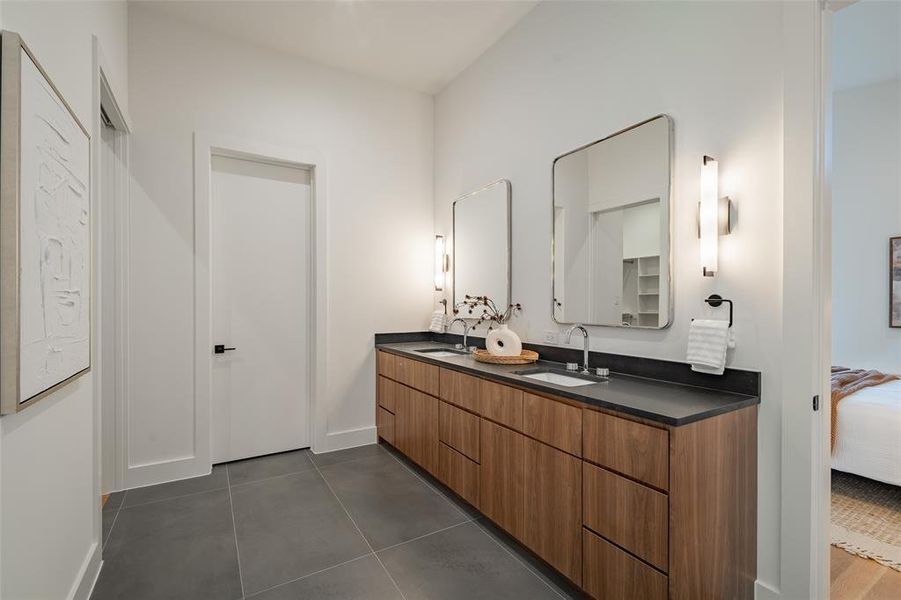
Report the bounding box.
[310,443,387,468]
[378,522,561,600]
[91,489,241,600]
[382,446,482,520]
[227,449,314,486]
[103,491,126,512]
[122,465,227,508]
[318,453,467,550]
[101,509,118,551]
[474,518,587,599]
[248,555,401,600]
[231,469,370,595]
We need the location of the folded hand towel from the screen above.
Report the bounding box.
[687,319,733,375]
[429,310,447,334]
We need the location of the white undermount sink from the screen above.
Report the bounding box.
[519,371,599,387]
[415,348,468,358]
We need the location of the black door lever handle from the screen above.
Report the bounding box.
[214,344,236,354]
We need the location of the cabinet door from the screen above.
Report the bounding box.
[394,384,412,457]
[479,419,524,540]
[523,437,582,585]
[405,388,439,475]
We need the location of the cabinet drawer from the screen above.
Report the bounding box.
[396,356,439,397]
[438,443,480,508]
[583,529,667,600]
[583,462,668,571]
[439,401,480,462]
[583,409,669,491]
[377,406,395,445]
[480,380,523,430]
[523,393,582,456]
[439,368,480,413]
[378,376,396,413]
[377,351,396,379]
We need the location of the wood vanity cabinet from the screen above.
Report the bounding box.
[374,350,757,600]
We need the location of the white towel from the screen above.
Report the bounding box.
[687,319,734,375]
[429,310,447,334]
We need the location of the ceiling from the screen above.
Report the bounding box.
[833,0,901,91]
[138,0,539,94]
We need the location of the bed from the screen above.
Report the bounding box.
[832,373,901,487]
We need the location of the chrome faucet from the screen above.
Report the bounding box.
[564,324,591,373]
[448,318,474,353]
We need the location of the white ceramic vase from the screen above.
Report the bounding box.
[486,324,522,357]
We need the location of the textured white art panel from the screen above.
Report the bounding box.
[18,51,90,403]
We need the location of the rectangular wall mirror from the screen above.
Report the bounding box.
[553,115,673,328]
[453,179,511,310]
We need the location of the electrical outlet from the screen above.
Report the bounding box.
[544,330,559,344]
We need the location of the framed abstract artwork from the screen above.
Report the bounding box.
[891,237,901,328]
[0,31,91,415]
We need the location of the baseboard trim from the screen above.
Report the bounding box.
[125,455,210,489]
[317,426,376,454]
[755,579,780,600]
[69,541,102,600]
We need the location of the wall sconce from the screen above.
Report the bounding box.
[698,155,733,277]
[434,235,448,291]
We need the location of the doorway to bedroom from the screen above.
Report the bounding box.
[829,1,901,596]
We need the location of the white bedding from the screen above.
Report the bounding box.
[832,378,901,486]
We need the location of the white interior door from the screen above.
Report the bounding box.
[211,155,311,463]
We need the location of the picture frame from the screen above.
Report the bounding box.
[891,236,901,328]
[0,31,92,415]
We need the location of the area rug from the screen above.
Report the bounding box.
[832,470,901,572]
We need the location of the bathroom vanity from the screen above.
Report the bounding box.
[374,341,758,600]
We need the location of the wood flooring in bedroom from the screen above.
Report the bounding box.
[832,546,901,599]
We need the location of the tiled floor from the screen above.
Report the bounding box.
[95,443,584,600]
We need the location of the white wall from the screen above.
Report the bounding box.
[832,80,901,374]
[125,6,433,485]
[0,2,128,598]
[434,0,784,594]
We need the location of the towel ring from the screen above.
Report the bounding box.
[703,294,733,327]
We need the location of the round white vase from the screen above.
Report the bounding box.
[486,324,522,357]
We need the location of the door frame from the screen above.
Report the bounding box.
[92,41,132,484]
[194,132,328,468]
[813,2,857,598]
[777,1,838,598]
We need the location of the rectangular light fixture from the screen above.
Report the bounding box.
[699,155,719,277]
[434,235,447,291]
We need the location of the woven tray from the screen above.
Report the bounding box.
[472,349,539,365]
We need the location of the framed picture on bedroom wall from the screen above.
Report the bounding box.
[891,236,901,328]
[0,31,91,415]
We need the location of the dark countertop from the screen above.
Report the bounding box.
[376,341,759,427]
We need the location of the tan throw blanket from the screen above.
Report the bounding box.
[831,367,900,452]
